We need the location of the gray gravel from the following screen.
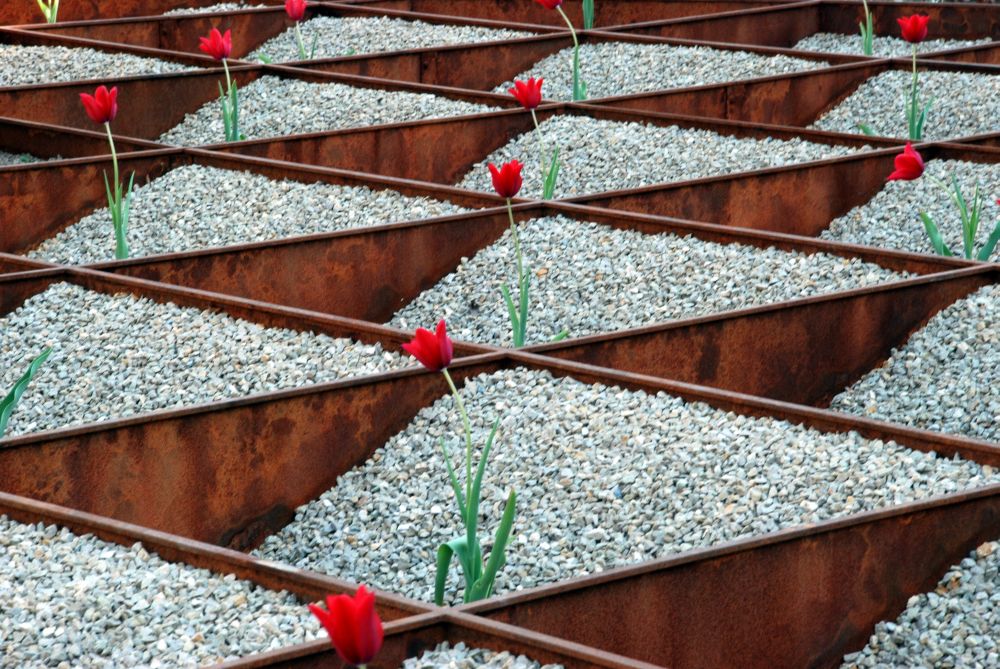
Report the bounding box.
[25,164,472,264]
[389,215,909,346]
[811,70,1000,140]
[495,42,824,100]
[161,2,266,14]
[0,150,38,166]
[0,44,189,88]
[820,158,1000,261]
[158,75,498,145]
[794,32,989,57]
[457,115,864,198]
[255,16,532,62]
[830,283,1000,444]
[0,515,320,667]
[842,540,1000,668]
[253,367,998,605]
[0,282,407,438]
[404,642,563,669]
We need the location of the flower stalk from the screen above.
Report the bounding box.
[35,0,59,23]
[509,78,560,199]
[199,29,242,142]
[899,14,931,140]
[556,6,587,101]
[81,85,133,259]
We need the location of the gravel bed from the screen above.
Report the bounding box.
[255,16,532,62]
[457,115,863,198]
[811,70,1000,140]
[0,282,407,438]
[158,76,498,145]
[404,642,562,669]
[0,45,189,88]
[794,32,989,57]
[0,515,320,667]
[820,158,1000,261]
[842,540,1000,668]
[830,283,1000,444]
[161,2,266,14]
[0,150,38,166]
[253,367,998,605]
[494,42,824,100]
[388,214,908,346]
[26,164,472,264]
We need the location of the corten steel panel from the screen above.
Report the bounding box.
[463,484,1000,669]
[220,104,895,182]
[0,147,501,257]
[213,612,661,668]
[0,117,162,161]
[527,266,994,407]
[0,490,430,620]
[0,0,281,26]
[333,0,797,28]
[566,142,1000,235]
[608,1,1000,45]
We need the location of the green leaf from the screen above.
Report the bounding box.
[550,328,570,342]
[466,418,500,541]
[256,52,273,64]
[467,489,517,602]
[309,32,319,59]
[919,212,954,257]
[976,219,1000,261]
[517,274,530,347]
[582,0,594,29]
[500,284,522,347]
[0,348,51,437]
[542,148,560,200]
[439,436,467,523]
[434,536,470,606]
[856,122,875,136]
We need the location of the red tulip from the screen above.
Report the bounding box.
[402,320,454,372]
[489,160,524,199]
[509,78,544,111]
[308,586,384,667]
[897,14,929,43]
[285,0,307,22]
[887,142,925,181]
[198,28,233,60]
[534,0,564,9]
[79,86,119,125]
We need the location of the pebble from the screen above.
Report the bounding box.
[253,367,999,604]
[812,70,1000,140]
[0,514,320,667]
[403,642,563,669]
[161,2,265,14]
[842,540,1000,668]
[0,44,190,88]
[794,32,989,58]
[830,283,1000,444]
[495,42,824,100]
[0,282,407,438]
[820,158,1000,261]
[0,150,38,166]
[157,75,498,145]
[25,164,471,264]
[255,16,532,62]
[457,115,864,198]
[388,214,908,345]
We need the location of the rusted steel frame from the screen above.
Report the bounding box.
[521,262,994,407]
[817,1,1000,43]
[217,102,896,185]
[290,27,863,90]
[17,2,561,62]
[923,40,1000,66]
[0,489,432,619]
[212,610,663,668]
[328,0,803,30]
[1,145,503,255]
[0,25,219,69]
[560,141,1000,236]
[459,480,1000,669]
[0,116,163,161]
[600,0,821,37]
[92,195,971,327]
[0,0,283,27]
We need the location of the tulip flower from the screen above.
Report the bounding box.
[80,86,133,259]
[488,160,533,346]
[488,160,523,199]
[308,586,383,668]
[509,79,560,200]
[402,322,517,606]
[887,142,924,181]
[1,348,51,438]
[35,0,58,23]
[888,144,1000,260]
[198,29,242,142]
[285,0,318,60]
[899,14,931,140]
[858,0,874,55]
[533,0,587,100]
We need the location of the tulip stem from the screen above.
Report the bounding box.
[556,6,585,100]
[104,122,130,260]
[222,58,233,97]
[442,368,474,505]
[530,109,549,183]
[506,198,525,301]
[104,122,119,195]
[294,23,307,60]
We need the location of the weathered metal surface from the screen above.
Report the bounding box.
[463,483,1000,669]
[0,116,162,161]
[0,0,281,27]
[0,489,430,619]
